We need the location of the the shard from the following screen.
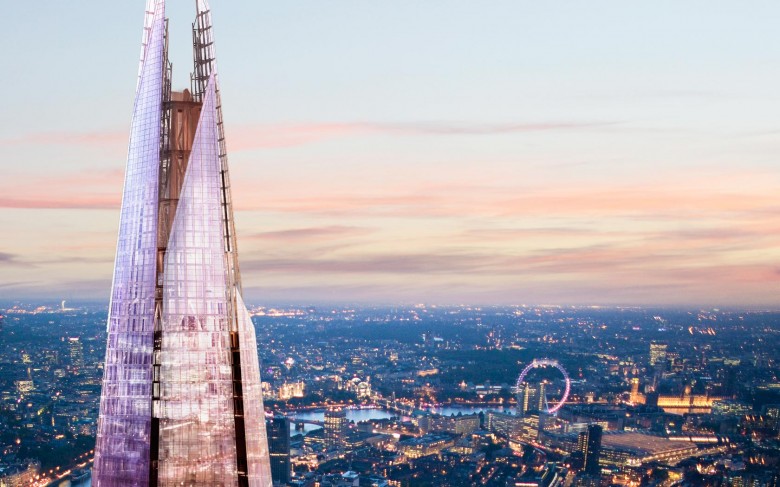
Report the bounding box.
[93,1,272,485]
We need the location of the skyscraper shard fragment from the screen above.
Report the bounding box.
[93,2,271,485]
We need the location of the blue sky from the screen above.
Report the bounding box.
[2,1,780,306]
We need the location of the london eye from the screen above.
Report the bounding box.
[516,359,571,414]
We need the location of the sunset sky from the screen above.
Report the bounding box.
[2,1,780,306]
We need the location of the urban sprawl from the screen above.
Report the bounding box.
[0,303,779,486]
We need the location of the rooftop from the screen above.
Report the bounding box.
[602,432,696,455]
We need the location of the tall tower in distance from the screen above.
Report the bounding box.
[324,408,348,451]
[517,381,547,416]
[649,342,668,368]
[68,337,85,374]
[92,1,271,485]
[577,424,603,476]
[266,416,292,485]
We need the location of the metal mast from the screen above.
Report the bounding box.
[192,1,250,484]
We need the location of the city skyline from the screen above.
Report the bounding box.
[3,1,780,306]
[4,302,778,485]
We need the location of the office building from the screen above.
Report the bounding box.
[325,409,348,450]
[92,1,271,485]
[266,416,292,485]
[629,377,646,405]
[486,411,523,439]
[578,424,602,475]
[649,342,668,367]
[67,337,85,373]
[518,381,547,415]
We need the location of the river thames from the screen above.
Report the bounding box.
[55,404,517,486]
[289,404,517,435]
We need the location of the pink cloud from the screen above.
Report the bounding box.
[246,226,374,242]
[237,247,780,307]
[239,244,776,280]
[0,168,123,210]
[228,123,365,150]
[238,182,779,222]
[1,119,618,153]
[0,195,119,210]
[225,120,618,151]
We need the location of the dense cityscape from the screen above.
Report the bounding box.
[1,301,778,486]
[4,0,780,485]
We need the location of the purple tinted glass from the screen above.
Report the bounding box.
[93,2,166,485]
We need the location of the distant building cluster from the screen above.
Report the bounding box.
[265,381,307,401]
[2,304,780,485]
[0,459,40,487]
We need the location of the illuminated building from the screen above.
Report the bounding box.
[518,381,547,415]
[539,462,568,487]
[711,400,752,417]
[599,432,697,466]
[397,433,457,459]
[572,474,601,487]
[629,377,646,405]
[0,460,41,486]
[648,385,725,415]
[14,379,34,395]
[324,409,348,450]
[68,337,85,374]
[92,1,271,485]
[762,404,780,430]
[649,342,668,367]
[577,424,602,475]
[558,405,624,432]
[544,429,696,468]
[278,381,306,400]
[486,411,523,438]
[345,377,372,398]
[519,413,541,443]
[429,413,480,435]
[266,416,292,485]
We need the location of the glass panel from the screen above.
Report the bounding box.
[236,292,273,486]
[156,76,238,486]
[92,2,166,486]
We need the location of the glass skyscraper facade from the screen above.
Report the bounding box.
[578,424,603,476]
[266,416,292,485]
[92,1,271,485]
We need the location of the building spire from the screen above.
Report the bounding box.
[138,0,165,89]
[197,0,211,15]
[94,2,271,486]
[93,2,167,484]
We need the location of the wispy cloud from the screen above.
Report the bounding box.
[247,225,374,242]
[246,183,780,221]
[0,278,113,300]
[239,257,780,307]
[0,196,119,210]
[243,253,489,275]
[32,255,114,266]
[369,121,620,136]
[457,227,606,241]
[0,281,40,290]
[240,244,756,278]
[227,120,619,150]
[0,252,23,266]
[1,120,617,153]
[0,168,122,210]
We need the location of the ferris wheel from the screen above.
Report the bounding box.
[516,358,571,414]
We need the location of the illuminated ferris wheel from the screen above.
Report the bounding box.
[516,359,571,414]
